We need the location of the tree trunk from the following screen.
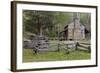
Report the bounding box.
[37,16,43,36]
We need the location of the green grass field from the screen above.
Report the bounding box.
[23,49,91,62]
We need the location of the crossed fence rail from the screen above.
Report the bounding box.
[32,41,91,54]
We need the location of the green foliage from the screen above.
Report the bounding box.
[23,10,91,39]
[80,13,91,30]
[55,12,71,24]
[23,10,72,38]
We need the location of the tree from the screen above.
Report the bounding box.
[80,13,91,31]
[23,10,72,39]
[23,10,56,36]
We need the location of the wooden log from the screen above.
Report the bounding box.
[77,43,91,53]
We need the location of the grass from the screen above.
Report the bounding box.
[23,49,91,62]
[23,40,91,62]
